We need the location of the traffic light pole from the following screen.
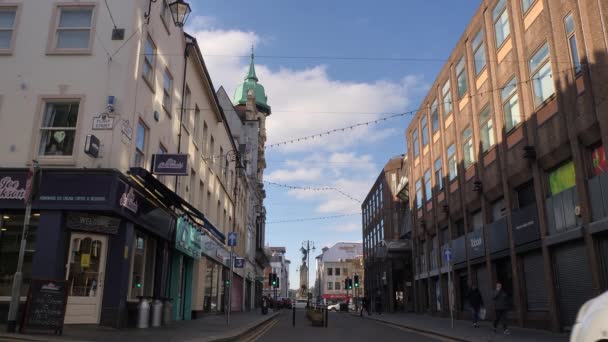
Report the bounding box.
[227,246,234,327]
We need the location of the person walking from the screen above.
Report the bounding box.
[467,284,483,328]
[360,297,371,316]
[492,282,511,335]
[261,296,268,315]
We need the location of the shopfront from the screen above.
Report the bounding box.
[200,234,230,314]
[0,168,175,328]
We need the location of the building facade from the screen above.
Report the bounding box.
[316,242,364,305]
[0,0,268,327]
[362,156,414,313]
[404,0,608,332]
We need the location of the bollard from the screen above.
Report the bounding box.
[136,296,151,329]
[324,307,328,328]
[150,298,163,327]
[162,298,173,325]
[292,306,295,327]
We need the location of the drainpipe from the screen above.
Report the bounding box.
[175,41,191,191]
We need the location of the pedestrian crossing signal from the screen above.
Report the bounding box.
[354,275,359,288]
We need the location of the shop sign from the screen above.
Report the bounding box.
[84,134,101,158]
[152,154,189,176]
[175,216,203,259]
[66,212,120,234]
[512,205,541,246]
[234,257,245,268]
[119,187,139,213]
[92,114,114,130]
[0,176,26,200]
[38,173,113,205]
[467,228,485,259]
[121,119,133,140]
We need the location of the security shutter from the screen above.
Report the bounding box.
[553,242,594,329]
[476,266,491,308]
[523,251,548,311]
[599,237,608,288]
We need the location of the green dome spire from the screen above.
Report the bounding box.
[233,47,271,114]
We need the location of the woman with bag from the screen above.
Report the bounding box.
[467,284,483,328]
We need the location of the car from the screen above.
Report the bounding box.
[294,299,308,309]
[327,303,340,311]
[570,290,608,342]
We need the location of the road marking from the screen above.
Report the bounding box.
[378,321,460,342]
[239,318,279,342]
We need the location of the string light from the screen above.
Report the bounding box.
[263,181,362,203]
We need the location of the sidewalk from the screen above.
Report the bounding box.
[0,310,280,342]
[352,312,569,342]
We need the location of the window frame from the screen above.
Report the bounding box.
[529,42,555,108]
[493,0,511,49]
[448,144,457,182]
[415,179,423,209]
[47,3,96,55]
[421,115,429,147]
[412,128,420,158]
[0,4,20,55]
[134,119,149,168]
[435,158,444,191]
[142,35,157,91]
[424,169,432,202]
[522,0,538,15]
[431,100,440,133]
[456,57,468,98]
[479,105,495,153]
[471,29,486,76]
[501,77,522,133]
[564,12,582,75]
[162,68,173,116]
[462,127,475,169]
[442,80,452,117]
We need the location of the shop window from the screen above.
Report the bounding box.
[0,213,39,297]
[38,101,80,156]
[128,231,156,300]
[204,260,221,312]
[588,145,608,221]
[547,161,580,234]
[548,161,576,195]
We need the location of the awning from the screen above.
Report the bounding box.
[128,167,226,243]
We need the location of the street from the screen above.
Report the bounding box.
[246,310,447,342]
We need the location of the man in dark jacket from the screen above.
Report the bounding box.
[493,282,511,334]
[467,284,483,327]
[360,297,371,316]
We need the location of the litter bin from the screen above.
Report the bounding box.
[136,296,151,328]
[151,298,163,327]
[162,297,173,325]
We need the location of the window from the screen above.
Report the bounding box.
[412,128,419,157]
[194,105,201,142]
[462,128,474,168]
[219,147,224,174]
[0,213,39,297]
[183,85,191,129]
[327,268,333,276]
[51,6,94,51]
[442,80,453,117]
[456,57,468,98]
[415,179,423,209]
[424,169,432,202]
[335,268,341,276]
[522,0,536,14]
[421,116,429,146]
[472,30,486,75]
[501,77,521,132]
[135,120,148,167]
[493,0,510,48]
[202,121,209,155]
[548,161,576,195]
[209,136,215,166]
[564,13,581,74]
[327,282,333,290]
[189,169,196,202]
[38,101,79,156]
[199,181,205,210]
[0,7,17,52]
[448,144,457,181]
[529,43,555,107]
[143,36,156,86]
[128,232,156,299]
[479,106,495,152]
[431,100,439,133]
[335,282,341,290]
[435,158,443,191]
[163,69,173,114]
[592,145,607,176]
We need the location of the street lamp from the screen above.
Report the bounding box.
[168,0,192,27]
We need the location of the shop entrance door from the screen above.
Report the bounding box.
[64,233,108,324]
[175,255,186,320]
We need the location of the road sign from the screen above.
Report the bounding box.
[234,257,245,268]
[227,232,237,247]
[444,248,452,262]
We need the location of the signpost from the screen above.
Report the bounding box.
[444,247,454,329]
[227,232,237,327]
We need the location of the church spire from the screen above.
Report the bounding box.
[245,45,258,82]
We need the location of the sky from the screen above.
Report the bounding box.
[187,0,480,290]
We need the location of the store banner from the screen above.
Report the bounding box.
[201,234,230,266]
[512,204,541,246]
[175,216,203,259]
[151,154,188,176]
[0,171,27,204]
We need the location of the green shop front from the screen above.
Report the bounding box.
[170,216,203,321]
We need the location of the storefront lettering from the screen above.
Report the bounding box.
[0,176,26,200]
[470,237,483,248]
[119,188,138,213]
[515,220,534,230]
[158,158,184,169]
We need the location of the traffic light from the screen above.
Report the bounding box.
[348,278,353,289]
[354,275,359,288]
[271,273,277,287]
[225,279,230,287]
[275,277,280,288]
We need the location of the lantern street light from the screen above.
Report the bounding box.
[168,0,192,27]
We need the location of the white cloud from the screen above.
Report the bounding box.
[266,168,323,182]
[331,223,361,233]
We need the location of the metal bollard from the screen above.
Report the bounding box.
[162,298,173,325]
[150,298,163,327]
[292,306,295,327]
[137,296,151,329]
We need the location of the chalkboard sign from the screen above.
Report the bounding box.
[21,279,68,335]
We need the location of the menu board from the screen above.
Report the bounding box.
[21,279,67,335]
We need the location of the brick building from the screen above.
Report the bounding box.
[405,0,608,332]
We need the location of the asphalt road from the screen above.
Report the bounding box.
[252,310,445,342]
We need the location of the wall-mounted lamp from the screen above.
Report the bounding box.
[144,0,191,27]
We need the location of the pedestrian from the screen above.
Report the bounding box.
[261,296,268,315]
[492,282,511,335]
[467,284,483,328]
[360,297,371,316]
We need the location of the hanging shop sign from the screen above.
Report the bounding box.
[0,174,26,201]
[234,257,245,268]
[66,212,120,234]
[119,186,139,213]
[467,228,485,260]
[151,154,189,176]
[92,114,114,130]
[84,134,100,158]
[175,216,203,259]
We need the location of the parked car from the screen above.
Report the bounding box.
[327,303,340,311]
[294,299,308,309]
[278,297,292,309]
[570,290,608,342]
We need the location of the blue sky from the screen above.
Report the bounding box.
[188,0,480,290]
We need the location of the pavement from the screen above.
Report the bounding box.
[0,310,280,342]
[255,309,443,342]
[351,311,570,342]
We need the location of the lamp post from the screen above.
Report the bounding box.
[301,241,315,308]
